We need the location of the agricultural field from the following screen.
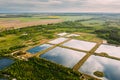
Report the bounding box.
[0,13,120,31]
[59,15,94,21]
[0,13,120,80]
[0,15,93,31]
[0,19,62,31]
[0,15,94,30]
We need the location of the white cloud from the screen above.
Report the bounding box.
[35,0,62,5]
[70,0,78,1]
[0,0,120,13]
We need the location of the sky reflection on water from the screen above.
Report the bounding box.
[79,55,120,80]
[41,47,86,68]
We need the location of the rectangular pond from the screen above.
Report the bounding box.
[48,38,68,44]
[62,39,96,51]
[95,44,120,58]
[0,58,14,70]
[40,47,86,68]
[79,55,120,80]
[27,44,52,54]
[57,32,68,36]
[66,34,80,37]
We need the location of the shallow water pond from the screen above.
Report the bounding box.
[95,44,120,58]
[48,38,68,44]
[66,34,79,37]
[57,32,68,36]
[79,55,120,80]
[0,58,14,70]
[62,39,96,51]
[27,44,52,54]
[40,47,86,68]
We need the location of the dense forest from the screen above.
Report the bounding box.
[95,27,120,44]
[0,57,95,80]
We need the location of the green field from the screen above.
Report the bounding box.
[59,16,94,21]
[0,17,60,22]
[0,13,120,80]
[0,14,120,56]
[0,15,93,22]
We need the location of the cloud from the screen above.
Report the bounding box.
[0,0,120,13]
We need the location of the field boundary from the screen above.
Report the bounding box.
[72,41,102,71]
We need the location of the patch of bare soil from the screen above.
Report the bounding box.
[0,19,63,30]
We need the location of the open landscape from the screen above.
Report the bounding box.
[0,0,120,80]
[0,15,63,31]
[0,13,120,80]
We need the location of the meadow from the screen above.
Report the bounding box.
[0,13,120,57]
[0,13,119,80]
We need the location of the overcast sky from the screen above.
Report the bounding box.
[0,0,120,13]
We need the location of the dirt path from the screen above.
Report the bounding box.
[72,41,102,71]
[59,45,88,53]
[34,38,72,57]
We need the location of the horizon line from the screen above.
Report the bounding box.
[0,11,120,14]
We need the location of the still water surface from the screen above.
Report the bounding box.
[27,44,52,54]
[0,58,14,70]
[41,47,86,68]
[79,55,120,80]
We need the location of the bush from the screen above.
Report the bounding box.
[9,45,26,51]
[93,71,104,77]
[1,58,81,80]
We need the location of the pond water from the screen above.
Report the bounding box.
[0,58,14,70]
[27,44,52,54]
[48,38,68,44]
[62,39,96,51]
[79,55,120,80]
[66,34,80,37]
[57,32,68,36]
[95,44,120,58]
[40,47,86,68]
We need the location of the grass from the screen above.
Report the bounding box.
[0,17,119,57]
[94,53,120,61]
[0,15,94,23]
[0,14,119,80]
[0,17,119,56]
[73,42,102,71]
[59,16,93,21]
[0,15,96,23]
[0,17,60,22]
[81,20,105,27]
[73,32,103,43]
[0,17,40,22]
[0,30,54,50]
[0,35,24,49]
[0,57,82,80]
[93,71,104,77]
